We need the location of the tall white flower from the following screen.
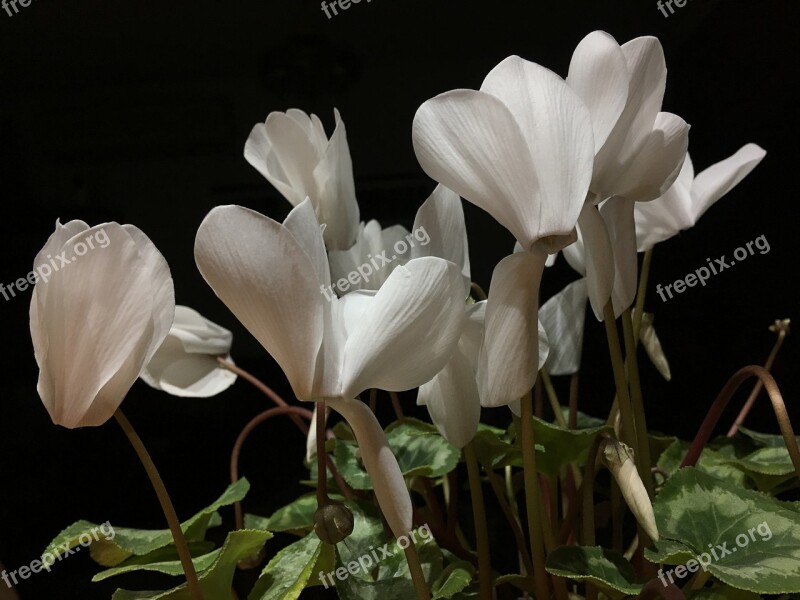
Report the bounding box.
[635,144,766,251]
[245,108,360,250]
[413,55,595,406]
[30,221,174,429]
[139,306,237,398]
[194,199,465,537]
[567,32,690,318]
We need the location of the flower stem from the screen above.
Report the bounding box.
[316,400,329,507]
[464,442,493,600]
[621,308,654,501]
[114,409,204,600]
[482,461,533,574]
[217,358,308,436]
[681,365,800,479]
[633,249,653,341]
[541,368,567,428]
[728,321,789,436]
[602,302,639,458]
[404,541,431,600]
[389,390,406,422]
[520,391,550,600]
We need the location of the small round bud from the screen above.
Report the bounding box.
[314,502,355,544]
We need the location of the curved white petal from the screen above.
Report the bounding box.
[314,109,360,250]
[634,164,694,252]
[638,311,672,381]
[284,197,332,289]
[418,348,481,449]
[411,184,471,293]
[327,397,412,538]
[263,111,320,203]
[601,197,638,316]
[577,204,614,320]
[167,305,232,356]
[593,37,668,198]
[481,56,595,240]
[478,251,547,407]
[540,278,589,376]
[340,257,465,398]
[31,224,175,428]
[691,143,766,221]
[244,123,304,207]
[507,321,549,418]
[610,112,690,202]
[412,89,542,249]
[194,203,325,399]
[567,31,629,153]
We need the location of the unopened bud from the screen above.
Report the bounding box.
[314,502,355,545]
[601,438,659,543]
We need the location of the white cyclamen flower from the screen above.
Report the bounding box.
[194,199,465,538]
[245,108,360,250]
[140,305,237,398]
[413,55,594,406]
[30,220,174,428]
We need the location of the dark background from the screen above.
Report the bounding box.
[0,0,798,597]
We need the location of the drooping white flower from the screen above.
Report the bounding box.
[30,221,175,429]
[245,108,360,250]
[634,144,767,251]
[194,199,465,537]
[413,55,595,406]
[139,306,237,398]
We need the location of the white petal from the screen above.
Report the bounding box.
[31,224,174,428]
[305,403,331,463]
[194,204,326,400]
[412,89,541,248]
[540,279,589,376]
[243,123,304,206]
[691,143,766,221]
[314,109,360,250]
[478,251,546,407]
[567,31,629,153]
[411,184,471,293]
[327,397,412,538]
[577,204,614,320]
[169,305,232,356]
[418,348,481,449]
[481,56,595,240]
[562,226,587,277]
[263,111,321,204]
[600,197,638,316]
[284,197,331,289]
[340,257,465,398]
[610,112,690,202]
[593,37,667,197]
[633,163,694,252]
[159,354,237,398]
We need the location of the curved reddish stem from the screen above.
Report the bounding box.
[681,366,800,480]
[217,358,308,436]
[638,578,686,600]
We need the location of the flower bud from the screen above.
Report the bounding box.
[314,502,355,545]
[601,438,659,543]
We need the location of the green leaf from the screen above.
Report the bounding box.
[248,532,334,600]
[658,441,748,489]
[545,546,644,598]
[245,493,338,534]
[333,418,460,490]
[44,479,250,567]
[646,468,800,594]
[92,543,216,581]
[431,561,474,599]
[111,529,270,600]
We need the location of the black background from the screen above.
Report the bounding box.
[1,0,798,597]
